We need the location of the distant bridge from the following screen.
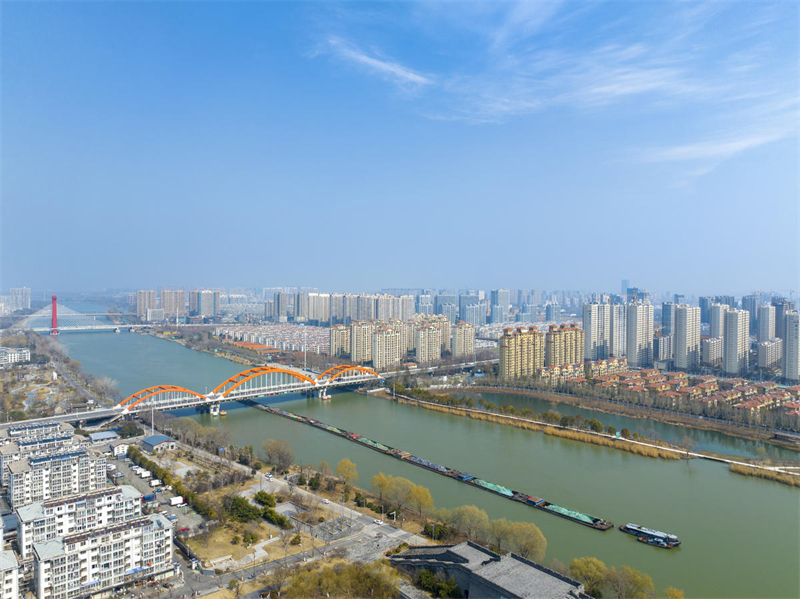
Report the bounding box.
[19,303,139,333]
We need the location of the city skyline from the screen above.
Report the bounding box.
[1,1,798,294]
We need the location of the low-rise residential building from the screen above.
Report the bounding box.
[16,486,143,560]
[110,440,131,458]
[0,347,30,366]
[584,358,628,379]
[32,514,174,599]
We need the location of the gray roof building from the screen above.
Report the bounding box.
[390,542,585,599]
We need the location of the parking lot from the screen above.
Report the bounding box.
[109,454,206,535]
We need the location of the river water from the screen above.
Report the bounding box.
[56,330,800,598]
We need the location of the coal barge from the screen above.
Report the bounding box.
[260,405,613,531]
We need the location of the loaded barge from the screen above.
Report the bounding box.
[259,404,613,531]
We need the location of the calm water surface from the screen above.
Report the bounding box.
[57,331,800,598]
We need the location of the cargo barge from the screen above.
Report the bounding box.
[259,404,613,531]
[620,523,681,549]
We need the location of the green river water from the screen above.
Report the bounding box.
[57,330,800,598]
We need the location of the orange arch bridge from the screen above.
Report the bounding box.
[119,385,207,411]
[117,364,382,411]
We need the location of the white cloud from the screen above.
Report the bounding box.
[326,37,433,89]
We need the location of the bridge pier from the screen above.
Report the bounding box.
[209,404,220,416]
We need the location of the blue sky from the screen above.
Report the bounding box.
[1,1,798,296]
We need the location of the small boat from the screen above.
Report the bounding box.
[219,410,227,416]
[620,523,680,548]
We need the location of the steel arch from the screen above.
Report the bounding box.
[119,385,207,410]
[216,367,317,398]
[211,367,279,395]
[322,365,379,382]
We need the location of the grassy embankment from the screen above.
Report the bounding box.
[459,385,800,452]
[729,463,800,487]
[392,394,681,460]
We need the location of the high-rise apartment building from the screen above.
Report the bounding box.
[329,325,351,358]
[372,327,402,371]
[674,305,701,371]
[545,303,560,322]
[783,312,800,381]
[701,337,723,366]
[451,322,475,358]
[757,304,776,343]
[159,290,186,319]
[350,321,375,363]
[699,296,714,324]
[742,294,758,332]
[415,326,442,364]
[714,295,736,310]
[399,295,415,321]
[773,298,795,340]
[626,302,654,367]
[10,287,31,312]
[545,324,584,367]
[709,303,727,340]
[357,295,377,320]
[191,290,220,318]
[135,290,157,319]
[416,295,434,316]
[608,304,626,358]
[440,303,458,324]
[661,302,676,336]
[757,339,782,370]
[583,303,611,361]
[723,309,750,375]
[499,327,544,379]
[462,303,486,327]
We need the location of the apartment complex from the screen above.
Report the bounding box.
[0,347,31,366]
[0,430,84,485]
[17,486,143,560]
[415,326,442,365]
[701,337,723,366]
[583,303,626,360]
[757,339,783,370]
[159,290,186,318]
[499,327,545,379]
[33,514,174,599]
[8,450,107,508]
[372,327,402,371]
[329,325,351,358]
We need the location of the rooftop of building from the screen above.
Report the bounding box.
[88,431,119,443]
[142,434,175,446]
[390,542,584,599]
[0,549,18,572]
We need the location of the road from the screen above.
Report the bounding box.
[152,441,428,599]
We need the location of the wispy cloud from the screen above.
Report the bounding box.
[325,37,433,90]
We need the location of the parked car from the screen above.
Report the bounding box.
[373,519,383,525]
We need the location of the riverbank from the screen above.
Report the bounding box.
[450,385,800,453]
[374,390,800,486]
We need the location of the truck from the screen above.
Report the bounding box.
[139,470,151,480]
[149,479,161,488]
[169,496,184,507]
[143,493,157,503]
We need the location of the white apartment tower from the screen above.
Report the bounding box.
[723,309,750,375]
[674,305,701,371]
[583,303,611,361]
[757,304,776,343]
[608,304,626,358]
[7,451,107,508]
[783,312,800,381]
[626,302,654,367]
[350,321,375,363]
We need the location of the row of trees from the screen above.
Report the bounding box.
[569,556,684,599]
